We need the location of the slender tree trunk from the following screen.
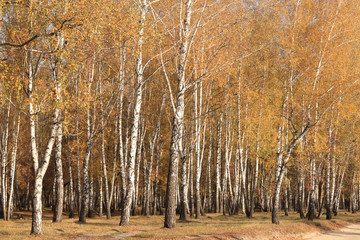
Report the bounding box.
[145,96,164,216]
[272,167,283,224]
[141,137,148,215]
[118,46,127,210]
[189,143,194,217]
[248,150,258,217]
[180,128,188,221]
[272,132,294,224]
[351,172,356,213]
[325,129,332,219]
[32,177,44,234]
[288,180,292,211]
[194,81,202,219]
[298,167,305,218]
[164,0,193,228]
[222,113,231,216]
[138,125,146,215]
[307,158,316,221]
[207,127,213,213]
[79,111,93,223]
[7,110,20,220]
[53,122,63,222]
[25,158,31,211]
[272,92,310,224]
[88,171,94,218]
[75,77,82,216]
[14,170,19,211]
[99,167,103,217]
[120,0,146,225]
[260,165,265,211]
[284,167,289,216]
[30,113,59,233]
[215,117,222,213]
[29,47,61,234]
[79,51,97,224]
[134,128,145,216]
[250,87,263,217]
[123,103,132,195]
[334,149,349,215]
[68,148,75,218]
[109,120,118,214]
[50,34,65,224]
[99,69,111,219]
[1,99,11,220]
[152,140,162,215]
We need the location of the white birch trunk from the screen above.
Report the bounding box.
[164,0,193,228]
[120,0,146,224]
[7,108,21,220]
[75,77,81,215]
[79,54,96,223]
[118,46,127,209]
[53,121,63,222]
[99,65,111,219]
[1,99,10,220]
[28,47,61,234]
[215,117,222,213]
[207,127,213,212]
[68,148,75,218]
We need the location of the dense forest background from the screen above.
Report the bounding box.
[1,0,360,235]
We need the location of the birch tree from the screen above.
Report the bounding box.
[120,0,147,225]
[164,0,193,228]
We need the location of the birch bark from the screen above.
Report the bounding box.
[1,98,10,220]
[215,117,222,213]
[29,49,61,234]
[6,106,20,220]
[164,0,193,228]
[68,148,75,218]
[120,0,146,225]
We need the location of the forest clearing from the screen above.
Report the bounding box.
[1,0,360,239]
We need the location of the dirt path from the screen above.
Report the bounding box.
[302,223,360,240]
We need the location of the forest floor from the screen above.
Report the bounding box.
[302,222,360,240]
[0,209,359,239]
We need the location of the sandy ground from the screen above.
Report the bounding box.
[303,223,360,240]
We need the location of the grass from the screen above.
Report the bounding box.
[0,209,359,239]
